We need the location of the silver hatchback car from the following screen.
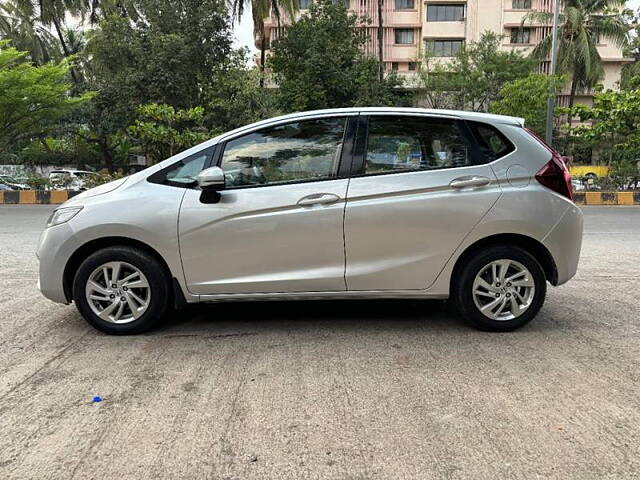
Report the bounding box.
[37,108,583,334]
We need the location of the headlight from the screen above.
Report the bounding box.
[46,206,83,228]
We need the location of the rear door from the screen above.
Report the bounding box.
[344,114,504,291]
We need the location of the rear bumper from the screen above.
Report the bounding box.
[542,204,584,285]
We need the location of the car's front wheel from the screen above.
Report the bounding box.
[453,245,547,331]
[73,246,171,334]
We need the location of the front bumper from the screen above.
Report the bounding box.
[542,203,584,285]
[37,223,77,304]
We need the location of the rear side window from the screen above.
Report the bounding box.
[468,122,515,161]
[363,116,472,175]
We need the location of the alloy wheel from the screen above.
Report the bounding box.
[85,261,151,324]
[472,259,535,321]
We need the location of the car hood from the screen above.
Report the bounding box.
[63,177,129,206]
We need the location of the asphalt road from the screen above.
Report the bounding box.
[1,205,639,479]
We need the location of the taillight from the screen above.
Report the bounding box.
[525,128,573,201]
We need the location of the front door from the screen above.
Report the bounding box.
[344,114,504,291]
[179,116,352,295]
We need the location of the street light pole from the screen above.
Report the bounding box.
[545,0,561,145]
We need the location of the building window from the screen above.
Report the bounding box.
[395,0,415,9]
[408,62,417,71]
[395,29,415,45]
[391,62,399,71]
[510,27,531,44]
[426,4,465,22]
[299,0,312,8]
[427,39,464,57]
[512,0,532,9]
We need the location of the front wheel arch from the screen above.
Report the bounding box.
[449,233,558,293]
[63,237,174,303]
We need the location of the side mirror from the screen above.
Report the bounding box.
[196,166,225,190]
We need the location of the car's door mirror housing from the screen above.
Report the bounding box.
[196,166,226,191]
[197,166,225,204]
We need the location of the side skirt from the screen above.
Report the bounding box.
[197,290,448,303]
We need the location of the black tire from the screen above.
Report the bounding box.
[453,245,547,332]
[73,246,171,335]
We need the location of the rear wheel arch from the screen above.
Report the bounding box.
[450,233,558,292]
[63,237,175,303]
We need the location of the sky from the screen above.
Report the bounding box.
[231,0,640,58]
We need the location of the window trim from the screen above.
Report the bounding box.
[213,115,356,191]
[349,114,490,178]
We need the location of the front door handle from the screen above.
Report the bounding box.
[449,175,491,189]
[297,193,341,207]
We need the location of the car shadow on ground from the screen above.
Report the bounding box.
[154,299,477,337]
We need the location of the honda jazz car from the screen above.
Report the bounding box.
[37,108,583,334]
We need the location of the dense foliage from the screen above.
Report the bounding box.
[269,0,404,111]
[0,0,638,189]
[0,41,92,149]
[491,74,565,136]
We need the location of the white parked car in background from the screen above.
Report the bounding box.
[48,169,97,191]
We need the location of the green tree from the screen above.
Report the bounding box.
[448,32,537,112]
[568,88,640,187]
[415,32,535,112]
[0,41,91,149]
[491,74,565,136]
[0,0,60,65]
[128,103,212,164]
[525,0,629,121]
[269,0,403,111]
[80,0,233,170]
[203,48,280,131]
[227,0,297,87]
[620,7,640,90]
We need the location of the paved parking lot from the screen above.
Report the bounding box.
[1,205,639,479]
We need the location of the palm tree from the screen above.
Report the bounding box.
[0,0,61,64]
[6,0,91,84]
[228,0,297,87]
[525,0,629,123]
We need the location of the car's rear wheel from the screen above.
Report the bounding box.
[453,245,547,331]
[73,246,171,334]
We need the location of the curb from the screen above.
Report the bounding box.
[573,192,640,206]
[0,190,80,205]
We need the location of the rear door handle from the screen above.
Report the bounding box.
[297,193,341,207]
[449,176,491,189]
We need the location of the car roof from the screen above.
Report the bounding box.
[209,107,524,143]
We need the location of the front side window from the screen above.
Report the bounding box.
[427,39,464,57]
[164,152,210,185]
[395,0,415,9]
[395,29,415,44]
[364,116,472,175]
[427,4,465,22]
[510,27,531,44]
[512,0,532,9]
[221,117,347,188]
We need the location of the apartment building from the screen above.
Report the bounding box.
[259,0,630,105]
